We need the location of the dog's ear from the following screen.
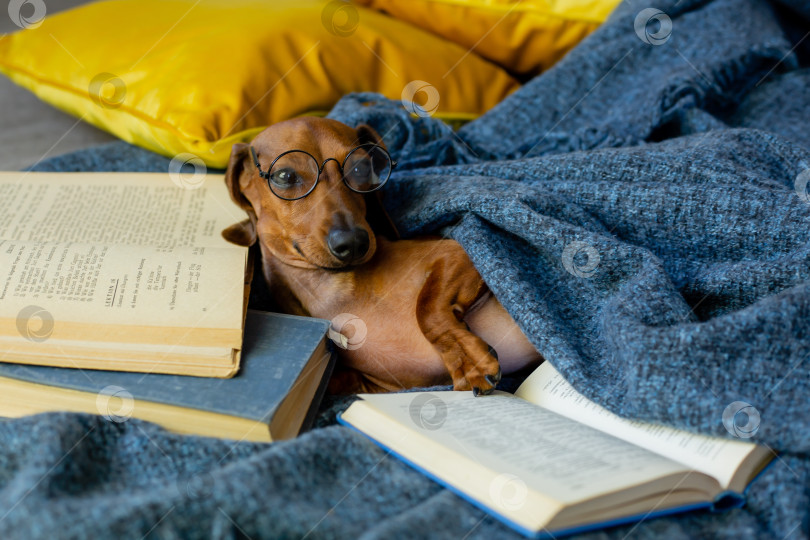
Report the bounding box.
[354,124,399,240]
[222,142,259,246]
[224,143,253,213]
[356,123,384,147]
[222,218,257,247]
[365,191,399,240]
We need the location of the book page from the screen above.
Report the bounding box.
[0,172,245,248]
[515,363,758,490]
[356,391,694,505]
[0,240,246,346]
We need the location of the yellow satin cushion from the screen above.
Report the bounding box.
[353,0,622,75]
[0,0,519,168]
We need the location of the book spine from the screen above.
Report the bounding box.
[710,492,745,512]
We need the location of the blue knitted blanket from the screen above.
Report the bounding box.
[3,0,810,538]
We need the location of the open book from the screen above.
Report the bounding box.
[0,172,249,377]
[340,362,773,537]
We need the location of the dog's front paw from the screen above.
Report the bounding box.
[443,334,502,396]
[474,366,502,396]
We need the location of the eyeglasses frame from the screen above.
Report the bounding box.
[249,144,397,201]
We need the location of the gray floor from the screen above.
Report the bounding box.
[0,0,116,171]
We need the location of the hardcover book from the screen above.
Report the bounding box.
[0,172,249,377]
[339,362,773,537]
[0,310,335,442]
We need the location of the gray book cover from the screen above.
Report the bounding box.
[0,310,334,424]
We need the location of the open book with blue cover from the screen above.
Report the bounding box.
[339,362,773,537]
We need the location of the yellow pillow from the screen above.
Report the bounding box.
[0,0,519,168]
[353,0,622,75]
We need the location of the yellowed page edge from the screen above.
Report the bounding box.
[0,375,269,442]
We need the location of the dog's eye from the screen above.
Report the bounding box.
[349,161,371,181]
[270,168,299,187]
[343,146,391,193]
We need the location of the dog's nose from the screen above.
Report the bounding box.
[327,227,370,263]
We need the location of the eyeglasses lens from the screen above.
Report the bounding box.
[268,151,319,199]
[343,145,392,192]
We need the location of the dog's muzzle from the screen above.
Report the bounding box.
[327,227,370,264]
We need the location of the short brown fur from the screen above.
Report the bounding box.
[223,117,541,394]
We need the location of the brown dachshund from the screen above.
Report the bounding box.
[222,117,541,394]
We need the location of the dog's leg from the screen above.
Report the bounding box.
[416,257,502,395]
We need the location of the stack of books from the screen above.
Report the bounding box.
[0,172,335,442]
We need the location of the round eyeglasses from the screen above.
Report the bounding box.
[250,144,396,201]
